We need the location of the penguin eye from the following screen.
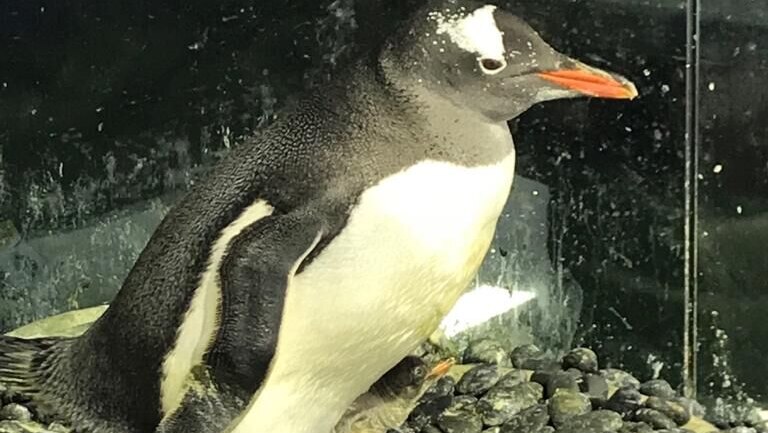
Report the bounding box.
[412,366,427,381]
[479,57,507,74]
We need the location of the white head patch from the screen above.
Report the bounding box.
[429,5,506,61]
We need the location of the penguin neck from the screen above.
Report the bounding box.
[407,81,515,165]
[375,57,514,166]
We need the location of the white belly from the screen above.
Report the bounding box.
[231,151,516,433]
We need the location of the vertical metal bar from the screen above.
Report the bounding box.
[683,0,701,399]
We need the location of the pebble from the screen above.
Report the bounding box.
[639,379,676,399]
[581,373,609,401]
[0,420,38,433]
[561,348,599,373]
[520,358,560,371]
[419,425,442,433]
[619,421,655,433]
[564,367,582,377]
[673,397,707,418]
[452,396,479,410]
[408,395,454,429]
[494,370,526,389]
[605,386,645,415]
[437,398,483,433]
[645,396,691,425]
[548,388,591,427]
[632,408,678,430]
[481,428,501,433]
[509,345,544,368]
[463,339,511,367]
[0,404,31,422]
[387,428,416,433]
[0,420,21,433]
[0,399,71,433]
[498,403,549,433]
[0,397,75,433]
[600,368,641,389]
[725,428,758,433]
[556,409,624,433]
[531,369,581,399]
[422,376,456,401]
[456,365,501,396]
[413,341,439,358]
[47,423,73,433]
[476,381,542,426]
[509,345,556,370]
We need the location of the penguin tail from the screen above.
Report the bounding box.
[0,335,63,399]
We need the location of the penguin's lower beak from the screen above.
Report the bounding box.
[536,61,638,100]
[426,358,455,380]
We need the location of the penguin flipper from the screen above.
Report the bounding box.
[156,365,243,433]
[158,211,327,432]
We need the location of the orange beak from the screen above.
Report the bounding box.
[537,63,638,100]
[426,358,455,380]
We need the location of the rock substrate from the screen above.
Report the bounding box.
[394,341,767,433]
[1,342,765,433]
[0,400,70,433]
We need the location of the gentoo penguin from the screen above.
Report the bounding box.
[333,357,454,433]
[0,0,637,432]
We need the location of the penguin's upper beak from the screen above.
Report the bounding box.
[536,61,638,100]
[426,358,455,380]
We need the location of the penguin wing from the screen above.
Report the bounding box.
[157,210,327,433]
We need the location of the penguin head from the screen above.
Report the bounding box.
[381,0,638,122]
[374,356,429,398]
[373,356,454,400]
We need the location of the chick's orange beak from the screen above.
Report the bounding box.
[537,63,638,100]
[426,358,455,380]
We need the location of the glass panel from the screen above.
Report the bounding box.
[2,0,766,430]
[697,0,768,423]
[470,0,688,383]
[2,1,689,381]
[0,0,365,330]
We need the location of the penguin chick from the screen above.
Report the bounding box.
[334,357,455,433]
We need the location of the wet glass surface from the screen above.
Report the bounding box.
[697,0,768,410]
[0,0,765,417]
[497,0,689,387]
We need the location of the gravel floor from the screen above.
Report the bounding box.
[393,341,767,433]
[1,342,765,433]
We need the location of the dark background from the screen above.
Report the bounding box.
[0,0,765,410]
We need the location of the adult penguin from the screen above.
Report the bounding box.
[0,1,636,432]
